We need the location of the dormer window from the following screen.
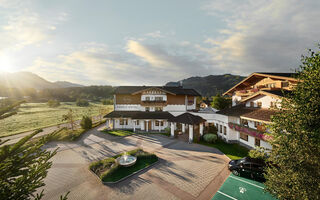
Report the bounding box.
[145,97,150,101]
[250,102,254,107]
[257,102,262,108]
[145,107,150,112]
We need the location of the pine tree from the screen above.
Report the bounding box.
[265,47,320,199]
[0,130,57,200]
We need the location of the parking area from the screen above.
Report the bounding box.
[40,125,230,200]
[212,174,276,200]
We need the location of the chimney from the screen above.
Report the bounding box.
[179,80,183,88]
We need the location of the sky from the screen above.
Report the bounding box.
[0,0,319,86]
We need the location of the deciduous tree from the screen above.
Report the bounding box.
[265,47,320,200]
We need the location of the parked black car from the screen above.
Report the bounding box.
[228,157,266,181]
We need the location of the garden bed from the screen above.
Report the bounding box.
[89,149,158,183]
[197,138,249,160]
[102,130,134,137]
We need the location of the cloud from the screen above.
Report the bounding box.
[145,31,164,38]
[201,0,320,74]
[28,40,220,85]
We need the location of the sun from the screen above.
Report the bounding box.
[0,55,15,72]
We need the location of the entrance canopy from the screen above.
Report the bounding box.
[168,112,206,125]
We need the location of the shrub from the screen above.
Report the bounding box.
[248,147,268,160]
[47,99,60,107]
[101,99,113,105]
[80,116,92,130]
[76,99,89,107]
[164,127,171,134]
[203,133,218,143]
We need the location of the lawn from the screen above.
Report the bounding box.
[102,130,134,137]
[0,102,113,137]
[90,149,158,183]
[197,139,249,160]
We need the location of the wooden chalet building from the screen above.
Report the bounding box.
[104,86,202,134]
[212,72,298,149]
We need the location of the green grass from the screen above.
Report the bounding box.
[0,102,113,137]
[102,130,134,137]
[90,149,158,183]
[197,139,249,160]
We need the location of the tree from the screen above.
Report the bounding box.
[211,94,231,110]
[62,109,76,130]
[47,99,60,108]
[80,116,92,130]
[264,47,320,200]
[76,99,89,107]
[0,130,56,200]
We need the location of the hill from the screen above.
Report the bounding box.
[166,74,245,97]
[0,72,83,89]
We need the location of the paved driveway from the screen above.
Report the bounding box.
[40,126,230,200]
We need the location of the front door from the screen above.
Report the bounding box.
[144,121,151,131]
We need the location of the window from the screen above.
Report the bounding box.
[223,126,227,135]
[257,101,262,108]
[220,125,222,133]
[155,121,159,126]
[155,107,163,112]
[136,120,139,125]
[155,97,163,101]
[241,119,248,127]
[145,107,150,112]
[254,121,260,128]
[255,138,260,146]
[160,121,164,126]
[282,81,289,87]
[240,132,248,141]
[145,97,150,101]
[250,102,254,107]
[270,101,277,108]
[120,119,128,125]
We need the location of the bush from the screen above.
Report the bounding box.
[76,99,89,107]
[80,116,92,130]
[248,147,268,160]
[203,133,218,143]
[101,99,113,105]
[47,99,60,107]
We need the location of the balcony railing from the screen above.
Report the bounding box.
[142,100,166,103]
[228,122,272,141]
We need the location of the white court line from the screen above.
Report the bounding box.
[230,175,264,189]
[217,191,238,200]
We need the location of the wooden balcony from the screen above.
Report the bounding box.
[141,100,167,106]
[228,122,272,141]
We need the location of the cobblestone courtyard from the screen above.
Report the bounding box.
[40,126,230,200]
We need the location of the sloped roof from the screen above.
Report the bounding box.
[115,86,201,96]
[241,109,278,122]
[216,104,253,117]
[240,89,292,103]
[217,104,278,122]
[168,112,206,125]
[223,72,298,96]
[104,111,173,120]
[256,72,297,78]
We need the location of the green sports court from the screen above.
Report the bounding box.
[212,174,277,200]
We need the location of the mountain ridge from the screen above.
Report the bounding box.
[166,74,245,96]
[0,72,84,90]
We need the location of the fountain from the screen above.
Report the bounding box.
[116,154,137,167]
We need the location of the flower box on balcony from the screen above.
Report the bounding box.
[228,122,272,141]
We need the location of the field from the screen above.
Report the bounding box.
[0,102,113,137]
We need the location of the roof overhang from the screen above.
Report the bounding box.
[240,90,282,103]
[223,72,298,96]
[131,87,176,95]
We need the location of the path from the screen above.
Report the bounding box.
[0,116,102,146]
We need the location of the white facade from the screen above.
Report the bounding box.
[209,92,281,149]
